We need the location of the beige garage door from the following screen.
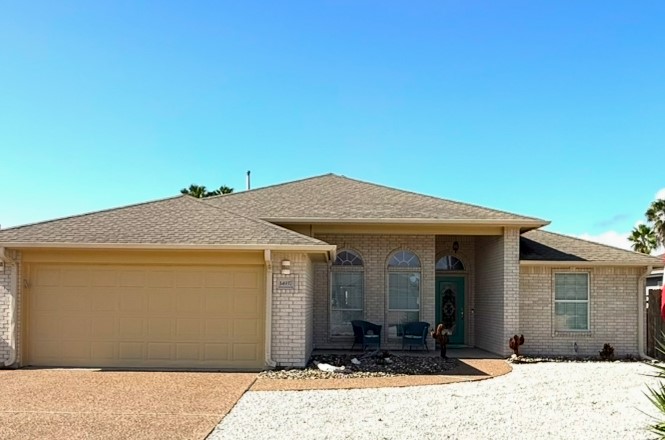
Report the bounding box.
[25,263,265,369]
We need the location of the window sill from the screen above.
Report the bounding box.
[553,330,592,337]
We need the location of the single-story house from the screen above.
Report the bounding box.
[0,174,662,369]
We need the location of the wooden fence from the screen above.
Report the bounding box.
[647,288,665,360]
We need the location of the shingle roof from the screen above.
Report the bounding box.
[520,230,663,266]
[204,174,548,225]
[0,196,328,248]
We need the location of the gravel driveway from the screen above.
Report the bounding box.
[209,362,662,440]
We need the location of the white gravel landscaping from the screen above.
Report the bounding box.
[208,362,664,440]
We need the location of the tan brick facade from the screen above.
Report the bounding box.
[0,252,20,367]
[313,234,436,350]
[270,252,314,367]
[519,265,642,357]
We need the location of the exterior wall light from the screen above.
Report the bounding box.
[452,241,459,253]
[281,260,291,275]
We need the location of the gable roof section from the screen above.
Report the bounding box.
[520,230,663,266]
[0,196,330,250]
[204,174,548,226]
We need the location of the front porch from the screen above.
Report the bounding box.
[310,230,521,360]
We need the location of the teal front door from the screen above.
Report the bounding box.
[435,276,465,345]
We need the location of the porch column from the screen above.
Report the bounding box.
[502,227,521,356]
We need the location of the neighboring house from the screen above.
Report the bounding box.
[0,174,662,369]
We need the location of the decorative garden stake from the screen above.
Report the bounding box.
[509,334,525,356]
[431,324,450,359]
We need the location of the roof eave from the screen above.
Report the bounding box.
[0,242,336,253]
[520,260,664,268]
[266,218,550,227]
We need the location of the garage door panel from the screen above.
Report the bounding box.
[61,341,91,359]
[204,271,234,288]
[62,269,91,287]
[91,269,118,287]
[91,291,118,311]
[147,343,172,360]
[31,340,61,359]
[234,271,260,289]
[176,344,201,360]
[31,313,59,339]
[34,267,61,287]
[119,270,145,287]
[119,291,147,313]
[175,319,202,341]
[175,271,203,288]
[233,319,259,339]
[60,291,91,312]
[204,292,231,315]
[32,292,60,312]
[233,344,259,361]
[119,342,145,360]
[148,291,175,313]
[148,318,173,341]
[92,317,118,339]
[204,319,230,340]
[204,344,229,361]
[119,317,145,339]
[145,270,173,288]
[27,263,265,369]
[176,292,202,314]
[91,341,116,360]
[234,294,259,316]
[60,316,91,339]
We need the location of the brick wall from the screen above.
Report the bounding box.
[270,252,314,367]
[519,265,642,357]
[474,234,506,354]
[0,252,20,366]
[502,227,521,353]
[313,234,435,349]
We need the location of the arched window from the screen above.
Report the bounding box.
[330,250,364,337]
[436,255,465,271]
[387,250,421,338]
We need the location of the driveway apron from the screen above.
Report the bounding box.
[0,369,256,440]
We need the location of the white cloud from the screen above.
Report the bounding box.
[574,231,633,251]
[656,188,665,200]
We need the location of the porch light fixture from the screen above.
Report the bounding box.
[281,259,291,275]
[452,241,459,253]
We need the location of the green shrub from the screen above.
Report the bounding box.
[646,333,665,437]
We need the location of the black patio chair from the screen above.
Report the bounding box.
[401,321,430,351]
[351,320,382,351]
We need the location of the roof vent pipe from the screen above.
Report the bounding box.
[246,170,251,190]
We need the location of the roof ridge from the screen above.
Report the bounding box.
[204,173,337,201]
[193,197,325,245]
[335,174,548,222]
[531,229,663,260]
[0,194,188,232]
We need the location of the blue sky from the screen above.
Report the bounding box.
[1,1,663,250]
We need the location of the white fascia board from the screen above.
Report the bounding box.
[264,218,550,227]
[520,260,663,268]
[0,242,335,253]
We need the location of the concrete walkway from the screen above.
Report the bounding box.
[0,369,257,440]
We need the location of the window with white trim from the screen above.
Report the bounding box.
[387,250,421,338]
[330,250,364,337]
[554,273,589,331]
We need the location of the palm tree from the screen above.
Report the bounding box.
[206,185,234,196]
[628,224,658,254]
[180,184,234,198]
[180,184,208,198]
[647,199,665,247]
